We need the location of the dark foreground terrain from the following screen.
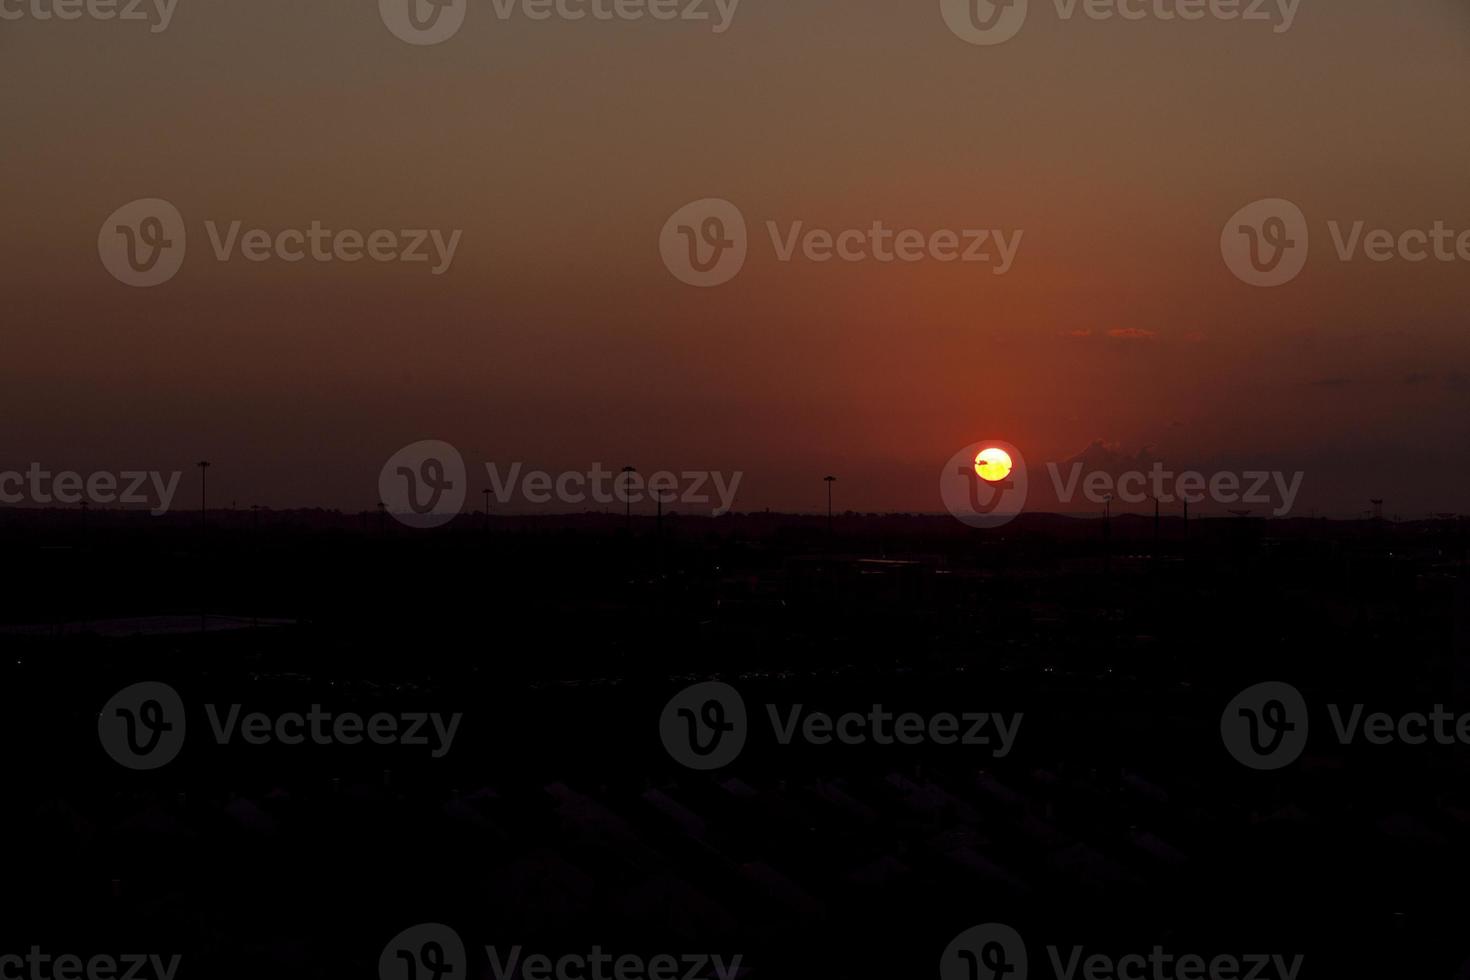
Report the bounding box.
[2,509,1468,978]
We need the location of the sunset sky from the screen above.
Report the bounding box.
[3,0,1468,516]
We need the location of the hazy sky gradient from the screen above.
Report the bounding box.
[3,0,1468,515]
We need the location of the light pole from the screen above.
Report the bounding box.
[482,488,491,535]
[251,504,261,628]
[824,476,836,536]
[196,461,210,532]
[621,466,637,535]
[197,460,210,633]
[79,500,89,626]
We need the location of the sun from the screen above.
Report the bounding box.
[973,447,1013,483]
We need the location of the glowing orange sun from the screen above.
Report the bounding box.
[973,447,1013,483]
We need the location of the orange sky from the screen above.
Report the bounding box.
[2,0,1468,515]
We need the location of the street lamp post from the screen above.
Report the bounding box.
[824,476,837,536]
[621,466,637,535]
[251,504,261,628]
[196,460,210,633]
[196,461,210,532]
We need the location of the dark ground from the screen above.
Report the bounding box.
[1,508,1468,978]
